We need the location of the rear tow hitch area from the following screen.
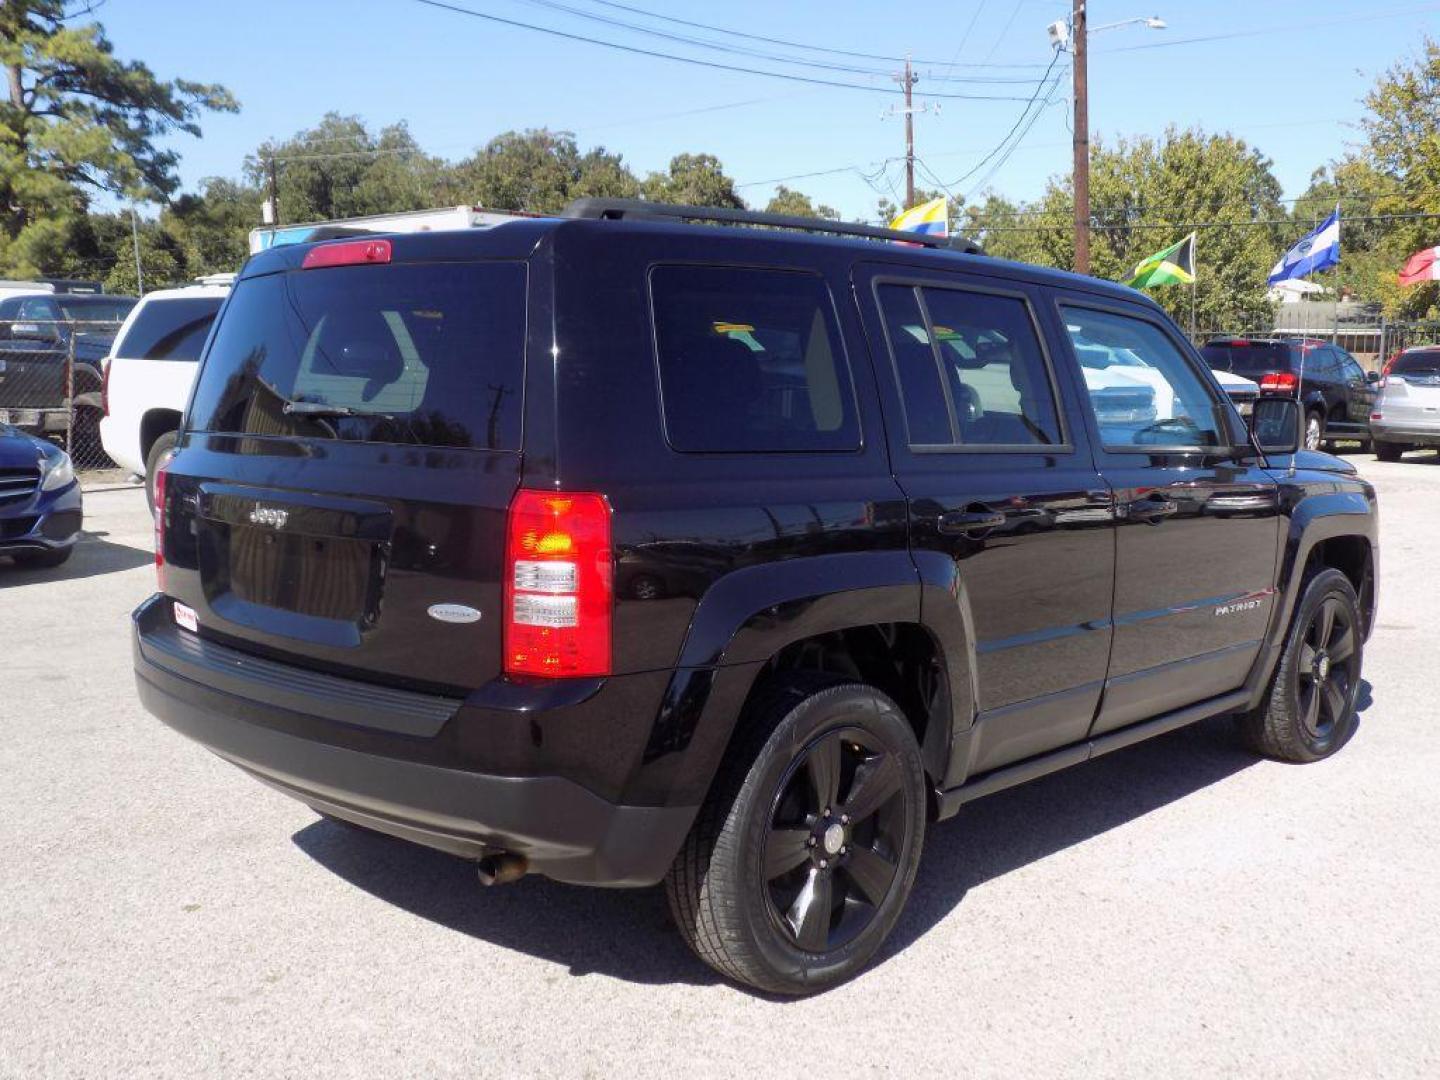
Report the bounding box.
[476,851,529,886]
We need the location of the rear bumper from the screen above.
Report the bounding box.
[132,596,695,885]
[1370,419,1440,445]
[98,416,144,476]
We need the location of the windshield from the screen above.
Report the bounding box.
[188,261,526,450]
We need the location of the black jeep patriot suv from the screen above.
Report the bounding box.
[133,200,1378,994]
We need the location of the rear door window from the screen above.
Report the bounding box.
[188,262,526,450]
[914,286,1061,447]
[116,297,224,361]
[650,265,859,453]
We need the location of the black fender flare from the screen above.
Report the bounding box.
[1243,485,1376,707]
[637,550,970,807]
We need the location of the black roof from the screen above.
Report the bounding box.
[239,206,1153,309]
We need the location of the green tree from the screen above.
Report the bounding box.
[642,153,743,208]
[0,0,235,273]
[965,129,1285,329]
[764,185,837,219]
[249,114,444,224]
[446,128,638,213]
[1326,39,1440,317]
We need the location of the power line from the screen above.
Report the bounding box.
[570,0,1052,68]
[939,49,1067,192]
[409,0,1042,99]
[512,0,1044,83]
[963,187,1440,225]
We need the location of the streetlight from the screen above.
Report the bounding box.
[1050,6,1166,274]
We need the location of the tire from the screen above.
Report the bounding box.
[665,675,927,995]
[13,546,72,569]
[1303,410,1324,451]
[1374,440,1404,462]
[144,431,178,513]
[1238,568,1363,763]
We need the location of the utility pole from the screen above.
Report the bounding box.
[1071,0,1090,275]
[129,207,144,296]
[263,154,280,228]
[883,56,936,210]
[901,56,917,207]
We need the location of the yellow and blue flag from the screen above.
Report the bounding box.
[889,197,949,238]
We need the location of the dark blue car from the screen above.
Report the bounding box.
[0,424,82,568]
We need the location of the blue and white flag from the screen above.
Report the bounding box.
[1269,206,1340,284]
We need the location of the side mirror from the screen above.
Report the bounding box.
[1249,397,1301,455]
[1366,370,1381,384]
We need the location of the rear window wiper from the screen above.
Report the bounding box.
[254,378,393,420]
[281,400,392,420]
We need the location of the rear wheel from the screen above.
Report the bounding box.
[665,677,926,995]
[144,431,178,513]
[1303,410,1325,451]
[1238,568,1363,763]
[1374,440,1404,462]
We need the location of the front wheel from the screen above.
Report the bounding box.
[665,677,926,995]
[1238,568,1363,762]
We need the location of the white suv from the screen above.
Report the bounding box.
[100,277,230,506]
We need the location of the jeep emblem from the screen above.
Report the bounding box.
[247,506,289,528]
[428,603,482,625]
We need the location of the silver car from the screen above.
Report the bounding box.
[1372,347,1440,460]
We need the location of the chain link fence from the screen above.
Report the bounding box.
[0,318,123,470]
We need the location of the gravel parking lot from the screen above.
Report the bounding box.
[2,459,1437,1078]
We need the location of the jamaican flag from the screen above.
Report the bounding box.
[1126,232,1196,289]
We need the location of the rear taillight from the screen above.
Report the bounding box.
[1259,371,1299,394]
[153,466,168,591]
[504,490,612,678]
[101,358,111,417]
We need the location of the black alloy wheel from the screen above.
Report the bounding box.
[1239,567,1364,762]
[665,678,926,995]
[763,726,911,953]
[1295,593,1357,744]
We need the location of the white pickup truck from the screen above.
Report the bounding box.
[99,277,231,507]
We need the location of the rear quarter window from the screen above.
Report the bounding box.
[188,262,526,450]
[649,265,859,453]
[116,297,223,361]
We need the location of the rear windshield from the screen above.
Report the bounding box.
[188,262,525,450]
[116,297,223,361]
[56,295,136,322]
[1392,349,1440,376]
[1201,342,1295,376]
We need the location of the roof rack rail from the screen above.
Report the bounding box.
[561,198,984,255]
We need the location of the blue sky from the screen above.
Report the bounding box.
[99,0,1440,221]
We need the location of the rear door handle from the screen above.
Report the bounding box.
[1123,497,1178,523]
[937,509,1006,535]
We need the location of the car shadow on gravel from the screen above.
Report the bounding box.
[291,715,1278,996]
[0,530,153,584]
